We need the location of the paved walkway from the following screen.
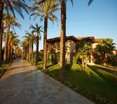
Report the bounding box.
[0,60,94,104]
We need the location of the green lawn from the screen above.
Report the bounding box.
[45,64,117,104]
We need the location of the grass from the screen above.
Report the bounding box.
[45,64,117,104]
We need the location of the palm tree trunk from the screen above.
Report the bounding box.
[5,26,10,63]
[0,1,4,65]
[43,17,48,70]
[31,40,33,63]
[7,37,11,62]
[9,44,13,62]
[60,0,66,70]
[4,34,9,62]
[26,45,29,61]
[24,48,26,59]
[29,42,32,62]
[28,44,30,61]
[36,36,39,65]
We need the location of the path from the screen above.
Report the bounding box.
[0,60,94,104]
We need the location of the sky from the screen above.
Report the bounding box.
[15,0,117,50]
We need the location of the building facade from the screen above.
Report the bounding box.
[47,36,95,64]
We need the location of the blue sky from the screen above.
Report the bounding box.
[15,0,117,49]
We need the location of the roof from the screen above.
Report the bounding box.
[47,36,95,43]
[78,36,95,43]
[47,36,78,43]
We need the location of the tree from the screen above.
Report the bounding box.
[36,0,94,77]
[0,0,29,64]
[21,40,28,60]
[76,41,92,70]
[31,0,58,69]
[22,35,30,61]
[30,24,43,65]
[9,34,19,61]
[6,31,19,62]
[3,14,21,30]
[3,15,20,62]
[59,0,93,77]
[95,39,115,64]
[25,32,34,62]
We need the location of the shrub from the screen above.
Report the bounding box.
[49,53,59,65]
[108,55,117,66]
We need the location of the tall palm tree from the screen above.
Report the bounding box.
[3,14,21,30]
[38,0,93,72]
[3,15,20,62]
[59,0,94,72]
[24,34,33,61]
[15,46,22,58]
[0,1,4,64]
[9,34,19,61]
[0,0,29,64]
[21,39,29,60]
[25,32,34,63]
[30,24,42,65]
[59,0,66,71]
[31,0,58,68]
[6,31,19,62]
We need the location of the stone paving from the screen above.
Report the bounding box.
[0,60,94,104]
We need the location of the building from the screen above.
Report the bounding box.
[47,36,95,64]
[112,50,117,55]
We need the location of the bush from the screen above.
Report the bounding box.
[49,53,59,65]
[108,55,117,66]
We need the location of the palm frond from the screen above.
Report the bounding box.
[4,0,29,19]
[88,0,94,6]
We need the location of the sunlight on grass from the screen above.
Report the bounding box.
[72,64,104,81]
[45,64,117,104]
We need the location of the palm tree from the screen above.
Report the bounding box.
[25,32,34,63]
[9,34,19,61]
[24,34,33,61]
[59,0,93,78]
[0,0,29,64]
[6,31,19,62]
[59,0,66,71]
[34,0,94,68]
[30,24,43,65]
[76,41,92,70]
[15,46,22,58]
[0,1,4,64]
[3,15,20,62]
[21,39,29,60]
[31,0,58,68]
[95,39,115,64]
[3,14,21,30]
